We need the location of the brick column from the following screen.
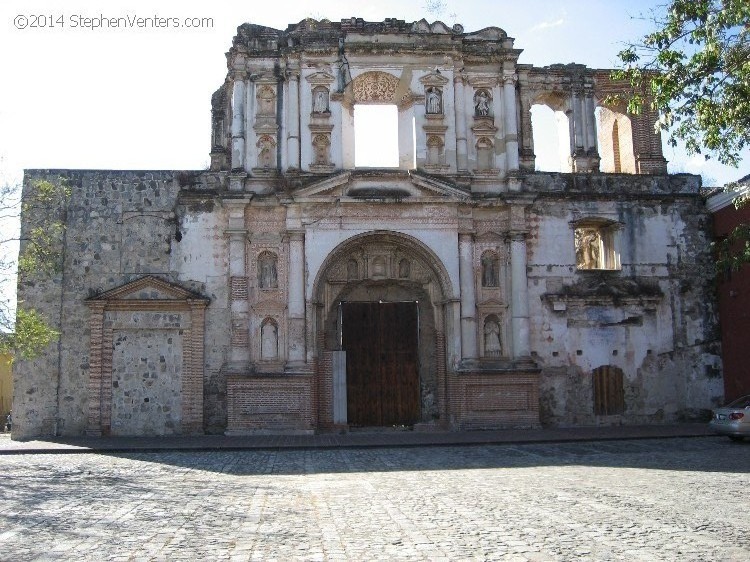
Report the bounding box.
[86,302,106,436]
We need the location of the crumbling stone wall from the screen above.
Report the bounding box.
[525,173,722,425]
[13,170,231,438]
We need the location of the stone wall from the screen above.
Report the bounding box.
[525,174,722,425]
[14,170,229,439]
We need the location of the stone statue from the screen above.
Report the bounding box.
[481,253,498,287]
[484,318,501,356]
[259,253,278,288]
[576,229,601,269]
[347,259,359,280]
[426,88,441,114]
[474,90,490,117]
[399,259,410,278]
[313,89,329,113]
[261,321,278,359]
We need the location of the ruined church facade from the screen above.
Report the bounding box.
[14,18,721,439]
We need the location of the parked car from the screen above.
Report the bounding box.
[709,395,750,441]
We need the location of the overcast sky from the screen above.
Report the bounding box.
[0,0,747,187]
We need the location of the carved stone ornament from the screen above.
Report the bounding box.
[352,71,400,103]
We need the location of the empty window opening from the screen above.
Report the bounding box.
[354,105,399,167]
[596,106,635,173]
[530,104,571,172]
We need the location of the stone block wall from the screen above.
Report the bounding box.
[14,170,229,439]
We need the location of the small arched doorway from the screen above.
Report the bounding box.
[313,231,453,428]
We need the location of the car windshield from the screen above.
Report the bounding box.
[725,395,750,409]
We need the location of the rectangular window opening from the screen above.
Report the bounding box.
[354,105,399,168]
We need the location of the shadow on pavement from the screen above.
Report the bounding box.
[102,437,750,476]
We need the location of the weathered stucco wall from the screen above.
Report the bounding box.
[14,170,231,438]
[525,174,722,425]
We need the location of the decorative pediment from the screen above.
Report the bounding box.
[477,298,508,308]
[475,231,507,243]
[468,76,500,88]
[420,72,450,87]
[306,71,336,85]
[87,276,207,304]
[292,170,470,202]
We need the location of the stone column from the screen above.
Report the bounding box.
[510,232,530,358]
[454,74,469,172]
[287,230,306,366]
[503,73,519,172]
[286,72,300,170]
[458,232,478,360]
[226,200,249,368]
[571,89,585,152]
[231,72,246,171]
[584,90,597,151]
[519,94,536,171]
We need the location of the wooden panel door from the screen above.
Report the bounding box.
[342,302,420,426]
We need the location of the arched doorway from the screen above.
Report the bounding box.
[312,231,454,428]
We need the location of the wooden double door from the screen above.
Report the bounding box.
[342,301,420,426]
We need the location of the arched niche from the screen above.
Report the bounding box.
[312,231,455,423]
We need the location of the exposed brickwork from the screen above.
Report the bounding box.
[448,371,541,430]
[230,276,248,301]
[317,349,334,429]
[226,375,314,433]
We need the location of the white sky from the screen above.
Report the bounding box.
[0,0,746,186]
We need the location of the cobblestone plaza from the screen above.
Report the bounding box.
[1,437,748,561]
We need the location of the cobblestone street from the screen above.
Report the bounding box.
[1,437,748,561]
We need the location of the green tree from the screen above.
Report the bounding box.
[613,0,750,271]
[613,0,750,166]
[0,178,69,358]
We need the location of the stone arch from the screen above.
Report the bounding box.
[313,231,454,308]
[312,231,456,426]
